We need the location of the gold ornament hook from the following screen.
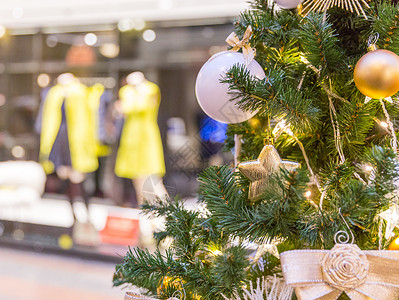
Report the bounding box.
[367,33,379,52]
[263,136,273,146]
[334,208,355,245]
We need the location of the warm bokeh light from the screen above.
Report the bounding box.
[84,33,97,46]
[380,121,389,128]
[142,29,156,42]
[46,35,58,47]
[305,190,311,197]
[118,19,134,32]
[99,43,120,58]
[132,19,146,31]
[37,73,50,88]
[211,249,222,256]
[11,145,25,158]
[0,25,6,38]
[365,165,373,172]
[13,229,24,240]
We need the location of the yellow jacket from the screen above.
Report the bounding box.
[40,82,104,174]
[115,81,165,178]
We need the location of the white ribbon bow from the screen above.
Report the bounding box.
[225,25,255,66]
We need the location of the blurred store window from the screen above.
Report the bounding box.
[0,0,250,258]
[0,3,243,204]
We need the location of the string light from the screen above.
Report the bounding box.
[380,121,389,128]
[364,165,373,172]
[273,119,322,193]
[210,249,222,256]
[299,55,309,64]
[273,119,294,136]
[208,245,223,256]
[380,204,399,239]
[378,98,397,153]
[305,190,312,198]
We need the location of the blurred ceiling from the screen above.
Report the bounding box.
[0,0,250,29]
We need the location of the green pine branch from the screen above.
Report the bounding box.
[113,248,186,293]
[299,13,346,77]
[336,99,375,159]
[371,2,399,53]
[142,198,203,260]
[222,65,321,134]
[115,1,399,298]
[199,165,309,244]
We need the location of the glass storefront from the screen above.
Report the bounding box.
[0,20,235,195]
[0,18,235,256]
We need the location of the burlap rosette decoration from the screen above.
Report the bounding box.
[322,244,369,291]
[280,243,399,299]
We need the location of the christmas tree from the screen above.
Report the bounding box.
[114,0,399,299]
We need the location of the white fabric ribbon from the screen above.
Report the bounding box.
[124,292,179,300]
[225,25,255,66]
[280,244,399,300]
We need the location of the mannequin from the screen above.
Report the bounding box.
[53,73,85,184]
[115,71,167,206]
[39,73,103,225]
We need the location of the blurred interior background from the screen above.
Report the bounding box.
[0,0,250,281]
[0,0,249,198]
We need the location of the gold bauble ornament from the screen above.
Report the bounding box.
[389,236,399,250]
[354,49,399,99]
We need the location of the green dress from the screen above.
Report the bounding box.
[115,81,165,179]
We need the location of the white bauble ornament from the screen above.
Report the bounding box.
[195,51,265,124]
[274,0,303,9]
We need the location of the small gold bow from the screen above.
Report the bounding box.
[225,25,255,66]
[280,244,399,300]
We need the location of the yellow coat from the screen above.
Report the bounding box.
[40,82,104,174]
[115,81,165,179]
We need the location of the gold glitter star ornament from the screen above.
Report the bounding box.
[238,145,300,201]
[301,0,370,19]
